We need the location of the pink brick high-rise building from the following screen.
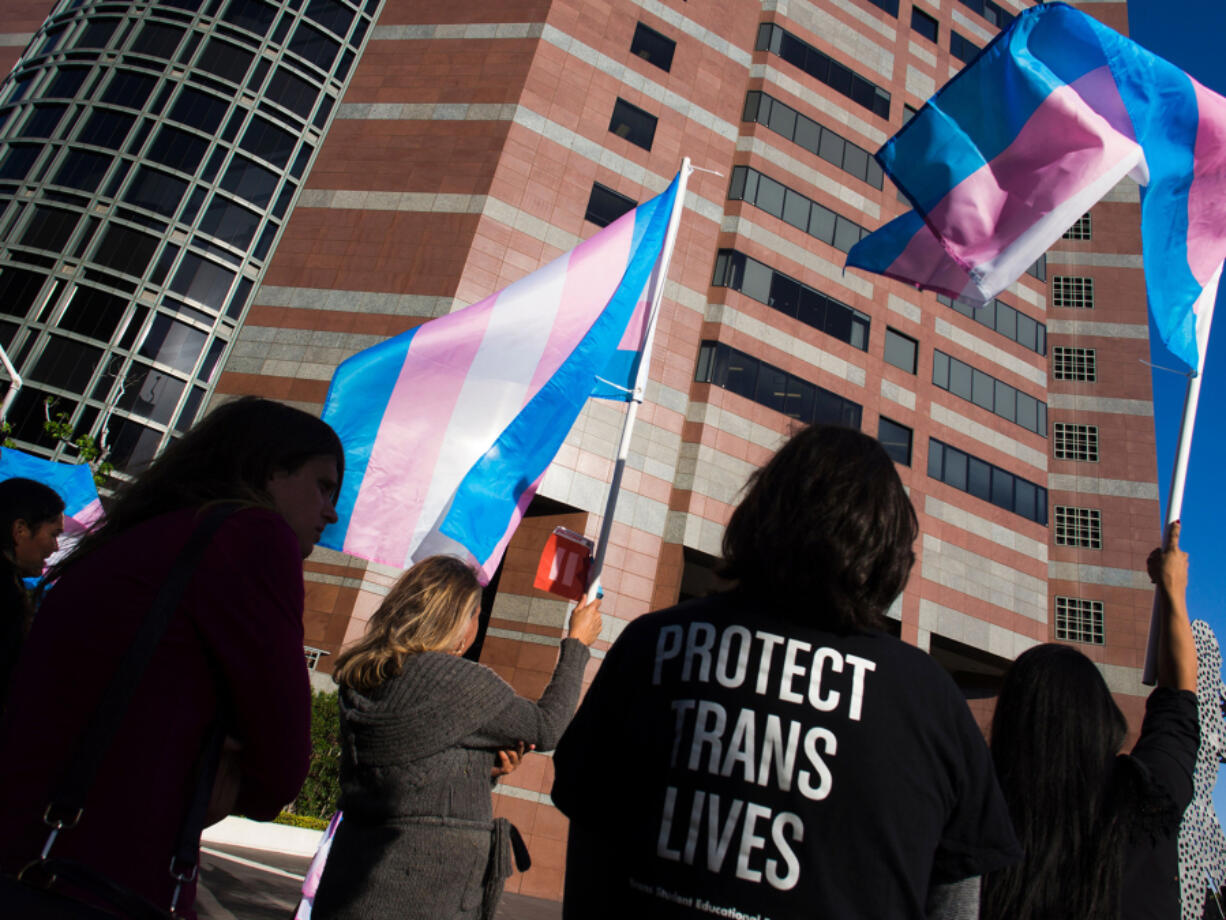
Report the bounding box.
[0,0,1158,902]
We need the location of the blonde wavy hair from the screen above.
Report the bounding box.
[333,555,481,693]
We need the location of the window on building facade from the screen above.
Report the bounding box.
[950,31,980,64]
[755,23,891,119]
[878,416,913,465]
[911,7,939,41]
[1063,212,1092,240]
[955,0,1014,29]
[630,22,676,71]
[1054,505,1102,549]
[1052,275,1094,309]
[863,0,899,14]
[711,249,869,350]
[609,98,657,150]
[936,293,1046,355]
[1054,596,1104,645]
[695,340,863,428]
[927,437,1048,524]
[1052,346,1096,381]
[932,350,1047,435]
[584,183,636,227]
[728,166,869,254]
[883,327,918,373]
[742,92,883,189]
[1053,422,1099,461]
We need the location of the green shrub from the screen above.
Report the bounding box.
[289,690,342,819]
[274,812,330,830]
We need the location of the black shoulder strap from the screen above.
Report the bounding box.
[48,503,241,821]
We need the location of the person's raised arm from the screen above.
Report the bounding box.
[1148,521,1195,692]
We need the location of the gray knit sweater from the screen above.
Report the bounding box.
[312,639,589,920]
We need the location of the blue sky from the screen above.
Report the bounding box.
[1125,0,1226,819]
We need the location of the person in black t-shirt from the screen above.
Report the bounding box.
[552,425,1021,919]
[982,522,1197,920]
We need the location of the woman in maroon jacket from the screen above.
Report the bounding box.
[0,396,343,919]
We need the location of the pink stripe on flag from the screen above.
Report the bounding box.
[346,300,496,563]
[886,221,979,299]
[926,66,1138,269]
[1187,80,1226,286]
[478,472,545,583]
[525,210,637,397]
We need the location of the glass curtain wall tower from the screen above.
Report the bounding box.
[0,0,376,473]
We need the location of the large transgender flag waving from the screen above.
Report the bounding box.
[846,1,1226,371]
[321,173,681,581]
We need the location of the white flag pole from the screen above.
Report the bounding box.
[0,343,22,427]
[584,159,692,604]
[1142,266,1219,684]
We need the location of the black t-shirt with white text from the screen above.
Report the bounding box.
[552,593,1021,919]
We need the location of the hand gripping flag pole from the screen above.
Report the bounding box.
[584,158,692,605]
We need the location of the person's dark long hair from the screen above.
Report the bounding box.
[0,476,65,702]
[720,424,917,632]
[983,643,1139,920]
[48,396,343,581]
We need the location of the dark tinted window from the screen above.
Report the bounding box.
[266,68,316,119]
[52,149,111,192]
[23,105,67,138]
[911,7,938,41]
[32,336,102,391]
[117,361,186,423]
[106,416,163,471]
[0,145,41,182]
[57,286,129,339]
[76,18,120,49]
[124,166,188,216]
[289,22,339,71]
[239,116,295,168]
[93,225,158,277]
[609,98,657,150]
[20,206,78,250]
[950,31,980,64]
[756,23,890,119]
[78,109,135,149]
[728,166,867,254]
[46,67,89,99]
[883,327,917,373]
[0,268,49,321]
[102,71,156,109]
[305,0,354,37]
[197,39,253,84]
[864,0,899,14]
[584,183,636,228]
[171,253,235,309]
[130,23,184,58]
[712,249,869,350]
[937,293,1046,355]
[138,313,206,373]
[198,197,261,248]
[168,88,228,132]
[222,0,277,34]
[878,417,912,465]
[148,125,207,173]
[220,155,278,206]
[630,22,675,72]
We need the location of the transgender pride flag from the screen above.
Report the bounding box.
[0,448,103,535]
[846,2,1226,371]
[320,173,682,580]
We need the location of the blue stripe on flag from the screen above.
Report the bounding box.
[319,326,420,550]
[437,175,680,565]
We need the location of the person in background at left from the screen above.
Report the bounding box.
[0,476,64,711]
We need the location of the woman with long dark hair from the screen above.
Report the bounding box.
[0,476,64,709]
[312,554,602,920]
[983,522,1197,920]
[553,425,1021,919]
[0,396,345,919]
